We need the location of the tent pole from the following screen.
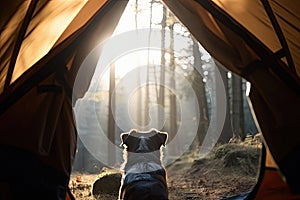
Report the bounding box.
[4,0,38,91]
[260,0,296,74]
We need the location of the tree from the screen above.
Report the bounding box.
[216,63,233,143]
[157,4,166,128]
[231,73,245,140]
[134,0,142,127]
[168,11,178,155]
[144,0,154,126]
[192,40,209,146]
[107,63,116,166]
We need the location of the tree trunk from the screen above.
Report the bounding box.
[192,40,209,147]
[169,21,177,154]
[231,73,244,140]
[135,0,142,127]
[144,0,154,127]
[158,5,166,128]
[108,63,116,166]
[216,63,233,143]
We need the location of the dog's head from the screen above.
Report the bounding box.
[120,129,168,153]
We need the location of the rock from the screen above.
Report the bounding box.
[92,172,122,196]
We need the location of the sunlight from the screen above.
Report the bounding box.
[96,0,164,85]
[112,0,164,79]
[113,0,163,34]
[246,81,251,96]
[115,50,161,79]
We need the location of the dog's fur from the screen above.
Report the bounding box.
[118,129,169,200]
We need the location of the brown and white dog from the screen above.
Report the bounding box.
[118,129,169,200]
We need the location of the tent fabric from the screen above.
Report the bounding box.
[0,1,30,94]
[1,0,300,197]
[0,0,128,176]
[0,0,87,94]
[221,169,300,200]
[211,0,300,75]
[254,168,300,200]
[12,0,88,85]
[252,146,300,199]
[0,72,77,174]
[162,0,300,192]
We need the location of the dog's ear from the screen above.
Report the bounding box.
[120,133,129,147]
[120,129,138,148]
[156,131,168,147]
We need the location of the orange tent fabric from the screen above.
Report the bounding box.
[0,0,128,176]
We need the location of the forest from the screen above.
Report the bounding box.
[70,0,261,199]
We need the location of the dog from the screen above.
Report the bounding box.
[118,129,169,200]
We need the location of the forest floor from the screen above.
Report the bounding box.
[70,140,262,200]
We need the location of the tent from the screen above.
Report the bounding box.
[0,0,299,199]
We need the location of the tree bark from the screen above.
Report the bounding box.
[108,63,116,166]
[158,5,166,128]
[192,40,209,147]
[231,73,244,140]
[216,63,233,143]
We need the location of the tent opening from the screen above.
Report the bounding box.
[70,0,262,199]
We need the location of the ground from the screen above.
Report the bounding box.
[70,142,262,200]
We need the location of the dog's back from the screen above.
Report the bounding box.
[119,129,168,200]
[120,168,168,200]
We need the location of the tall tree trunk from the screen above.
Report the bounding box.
[158,5,166,128]
[108,63,116,166]
[231,74,244,140]
[216,63,233,143]
[135,0,142,127]
[169,20,177,154]
[192,40,209,147]
[144,0,154,127]
[240,79,246,139]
